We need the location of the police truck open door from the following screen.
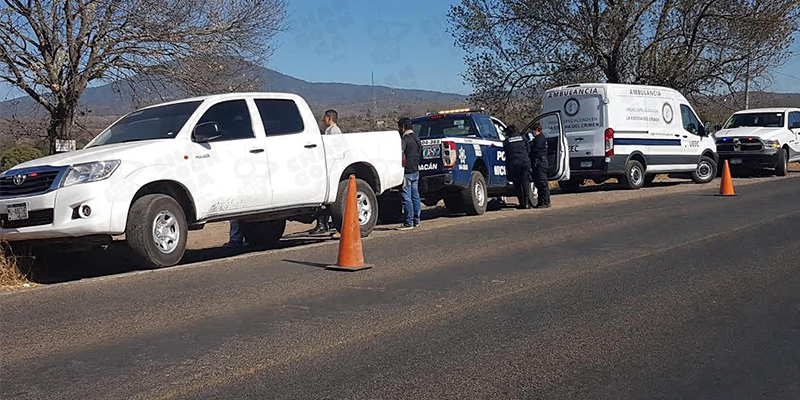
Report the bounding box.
[522,111,570,181]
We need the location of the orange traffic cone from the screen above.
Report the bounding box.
[717,160,737,196]
[327,175,372,271]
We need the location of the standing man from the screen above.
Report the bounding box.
[398,117,422,230]
[310,110,342,235]
[502,125,533,209]
[530,123,551,208]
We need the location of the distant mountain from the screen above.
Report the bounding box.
[0,67,466,119]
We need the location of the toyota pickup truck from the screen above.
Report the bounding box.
[0,93,404,267]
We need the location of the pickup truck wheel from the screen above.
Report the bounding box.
[620,160,645,190]
[331,178,378,237]
[775,149,789,176]
[461,171,488,215]
[240,219,286,249]
[126,194,187,268]
[691,156,717,183]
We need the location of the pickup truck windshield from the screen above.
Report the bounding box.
[412,117,477,139]
[87,101,203,148]
[724,113,784,129]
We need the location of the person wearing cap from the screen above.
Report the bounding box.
[310,110,342,235]
[530,123,551,208]
[502,125,534,209]
[397,117,422,230]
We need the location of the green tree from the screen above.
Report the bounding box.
[449,0,800,117]
[1,145,44,171]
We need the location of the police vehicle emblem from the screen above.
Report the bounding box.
[458,147,467,164]
[662,103,674,124]
[13,174,26,186]
[564,98,580,116]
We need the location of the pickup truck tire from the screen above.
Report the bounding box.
[126,194,187,268]
[691,156,717,183]
[775,149,789,176]
[331,178,378,237]
[461,172,488,215]
[620,160,645,190]
[240,219,286,249]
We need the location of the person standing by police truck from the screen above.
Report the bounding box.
[530,123,551,208]
[398,117,422,230]
[502,125,534,209]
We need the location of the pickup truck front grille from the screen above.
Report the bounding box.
[0,169,62,198]
[1,209,54,229]
[716,137,764,152]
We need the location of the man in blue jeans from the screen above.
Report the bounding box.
[397,117,422,230]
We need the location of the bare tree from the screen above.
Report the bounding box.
[448,0,800,117]
[0,0,287,153]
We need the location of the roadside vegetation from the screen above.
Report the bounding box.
[0,241,32,290]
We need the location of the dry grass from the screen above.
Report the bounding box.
[0,241,33,290]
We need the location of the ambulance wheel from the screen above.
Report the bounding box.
[620,160,645,190]
[240,219,286,249]
[444,195,466,214]
[331,178,378,237]
[558,178,584,193]
[644,174,657,186]
[691,156,717,183]
[775,149,788,176]
[461,171,488,215]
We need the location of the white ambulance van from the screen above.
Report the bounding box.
[542,84,718,191]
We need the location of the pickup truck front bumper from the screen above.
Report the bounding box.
[0,180,121,241]
[717,148,780,168]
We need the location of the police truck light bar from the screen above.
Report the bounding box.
[437,108,485,115]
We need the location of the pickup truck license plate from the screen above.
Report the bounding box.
[580,161,593,168]
[7,203,29,221]
[730,158,743,165]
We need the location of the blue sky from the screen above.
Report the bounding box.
[2,0,799,101]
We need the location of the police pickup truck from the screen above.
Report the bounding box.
[411,109,569,214]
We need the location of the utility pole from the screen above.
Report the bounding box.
[744,47,751,110]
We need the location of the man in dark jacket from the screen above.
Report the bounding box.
[502,125,533,209]
[398,117,422,230]
[530,123,551,208]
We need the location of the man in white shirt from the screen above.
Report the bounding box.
[310,109,342,235]
[323,109,342,135]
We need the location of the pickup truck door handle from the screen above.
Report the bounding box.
[249,148,265,154]
[304,143,318,149]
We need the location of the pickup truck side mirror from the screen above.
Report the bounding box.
[193,122,222,143]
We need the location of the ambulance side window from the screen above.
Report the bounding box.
[680,104,701,135]
[475,115,500,140]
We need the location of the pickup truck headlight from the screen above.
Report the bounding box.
[763,139,780,148]
[62,160,121,187]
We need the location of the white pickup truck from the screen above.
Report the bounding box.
[0,93,404,267]
[714,108,800,175]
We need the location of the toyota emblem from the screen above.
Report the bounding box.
[12,174,26,186]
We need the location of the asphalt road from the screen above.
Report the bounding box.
[2,176,799,400]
